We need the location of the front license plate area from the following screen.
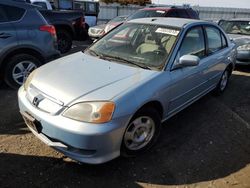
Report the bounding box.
[21,112,42,133]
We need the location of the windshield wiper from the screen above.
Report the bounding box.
[101,54,152,70]
[86,49,102,57]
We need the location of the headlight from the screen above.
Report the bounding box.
[63,101,115,123]
[237,44,250,51]
[24,70,36,91]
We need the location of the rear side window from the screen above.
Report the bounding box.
[205,27,222,54]
[2,5,25,22]
[179,27,206,58]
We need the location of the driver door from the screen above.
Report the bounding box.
[167,26,208,116]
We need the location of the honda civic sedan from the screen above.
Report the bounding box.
[18,18,236,164]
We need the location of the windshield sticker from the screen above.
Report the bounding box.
[156,10,165,14]
[156,28,179,36]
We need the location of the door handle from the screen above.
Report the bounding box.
[0,33,12,39]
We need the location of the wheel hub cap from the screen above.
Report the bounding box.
[124,116,155,150]
[12,61,37,85]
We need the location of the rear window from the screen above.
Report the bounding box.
[176,9,189,18]
[2,5,25,22]
[127,10,166,20]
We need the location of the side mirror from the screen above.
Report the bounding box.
[178,55,200,67]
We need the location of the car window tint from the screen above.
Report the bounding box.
[205,27,222,54]
[179,27,205,58]
[3,5,25,22]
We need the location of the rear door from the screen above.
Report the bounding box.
[0,5,17,58]
[203,26,230,87]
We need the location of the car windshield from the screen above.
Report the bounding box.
[219,20,250,35]
[86,23,180,70]
[127,10,167,21]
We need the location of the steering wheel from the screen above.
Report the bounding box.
[153,49,167,56]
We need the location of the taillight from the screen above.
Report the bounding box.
[39,25,56,37]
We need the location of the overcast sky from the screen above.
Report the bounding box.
[152,0,250,9]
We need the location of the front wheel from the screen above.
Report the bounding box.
[121,108,161,157]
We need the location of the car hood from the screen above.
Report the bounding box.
[31,52,156,106]
[228,34,250,47]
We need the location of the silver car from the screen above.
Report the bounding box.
[219,19,250,65]
[18,18,236,164]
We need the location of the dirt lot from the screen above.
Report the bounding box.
[0,44,250,187]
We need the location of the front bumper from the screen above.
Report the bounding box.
[18,86,129,164]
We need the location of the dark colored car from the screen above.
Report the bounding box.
[127,6,199,21]
[40,10,88,53]
[219,19,250,65]
[17,0,88,54]
[0,0,60,89]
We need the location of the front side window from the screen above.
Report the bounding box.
[178,27,205,58]
[205,27,222,54]
[87,23,180,69]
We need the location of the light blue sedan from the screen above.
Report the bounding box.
[18,18,236,164]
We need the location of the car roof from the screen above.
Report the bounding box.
[127,17,205,28]
[1,0,37,9]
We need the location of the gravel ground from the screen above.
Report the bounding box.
[0,43,250,187]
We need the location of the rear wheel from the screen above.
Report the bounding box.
[214,68,230,95]
[57,29,72,54]
[4,54,41,89]
[121,108,161,157]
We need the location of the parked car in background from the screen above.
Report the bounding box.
[127,6,199,21]
[88,15,127,39]
[88,24,105,39]
[19,0,88,53]
[219,19,250,65]
[19,18,236,164]
[104,15,128,34]
[0,0,59,89]
[40,9,88,53]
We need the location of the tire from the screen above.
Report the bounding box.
[214,68,230,95]
[121,107,162,157]
[4,54,41,89]
[57,29,72,54]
